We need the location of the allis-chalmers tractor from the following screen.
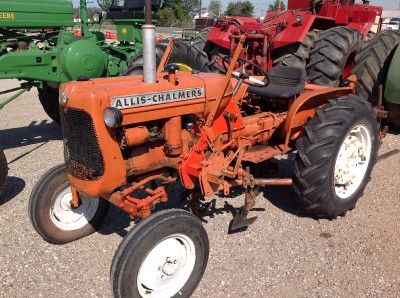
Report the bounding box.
[178,0,382,88]
[29,1,382,294]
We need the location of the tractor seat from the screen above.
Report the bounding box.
[247,66,306,99]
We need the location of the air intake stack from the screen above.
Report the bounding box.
[142,0,157,83]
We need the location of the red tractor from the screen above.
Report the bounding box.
[166,0,382,88]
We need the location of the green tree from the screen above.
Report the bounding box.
[267,0,286,12]
[208,0,222,17]
[224,0,254,16]
[156,0,199,26]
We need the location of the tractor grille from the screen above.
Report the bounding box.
[60,108,104,180]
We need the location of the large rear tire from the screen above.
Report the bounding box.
[351,30,400,129]
[273,30,320,69]
[307,26,363,87]
[111,209,209,298]
[29,164,109,244]
[38,83,61,124]
[293,95,379,219]
[124,37,218,75]
[0,148,8,196]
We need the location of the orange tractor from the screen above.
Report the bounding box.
[29,5,382,296]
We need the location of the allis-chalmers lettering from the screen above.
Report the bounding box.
[111,88,205,109]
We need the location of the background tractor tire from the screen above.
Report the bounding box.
[38,83,61,124]
[351,30,400,129]
[293,95,379,219]
[0,148,8,196]
[123,40,170,75]
[273,30,320,69]
[188,27,221,72]
[29,164,109,244]
[307,26,363,87]
[111,209,209,298]
[124,37,218,75]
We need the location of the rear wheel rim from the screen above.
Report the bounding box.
[334,124,372,199]
[137,233,196,297]
[50,185,99,231]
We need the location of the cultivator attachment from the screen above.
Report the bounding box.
[229,186,260,232]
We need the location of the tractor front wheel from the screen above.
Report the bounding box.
[0,148,8,196]
[293,95,379,219]
[38,84,61,124]
[307,26,363,87]
[29,164,109,244]
[111,209,209,298]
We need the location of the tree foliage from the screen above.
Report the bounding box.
[267,0,286,12]
[208,0,222,17]
[224,0,254,17]
[156,0,199,26]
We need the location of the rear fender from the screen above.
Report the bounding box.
[282,85,354,146]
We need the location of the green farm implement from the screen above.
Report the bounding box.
[0,0,161,122]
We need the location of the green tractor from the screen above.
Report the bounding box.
[0,0,161,196]
[0,0,162,122]
[352,29,400,129]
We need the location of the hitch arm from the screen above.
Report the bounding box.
[0,83,34,110]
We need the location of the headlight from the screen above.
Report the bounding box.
[59,92,68,105]
[104,107,123,128]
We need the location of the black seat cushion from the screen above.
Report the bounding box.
[247,66,306,99]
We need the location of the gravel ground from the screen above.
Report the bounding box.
[0,79,399,297]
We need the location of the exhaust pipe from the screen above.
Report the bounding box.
[142,0,157,83]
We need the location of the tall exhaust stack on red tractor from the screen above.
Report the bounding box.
[29,0,384,296]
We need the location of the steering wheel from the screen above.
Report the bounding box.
[216,54,268,87]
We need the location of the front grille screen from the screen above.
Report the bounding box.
[60,108,105,180]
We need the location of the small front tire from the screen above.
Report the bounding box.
[293,95,379,218]
[29,164,109,244]
[111,209,209,298]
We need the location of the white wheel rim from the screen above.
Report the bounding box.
[50,186,99,231]
[137,233,196,297]
[334,123,372,199]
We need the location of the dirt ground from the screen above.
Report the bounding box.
[0,79,399,297]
